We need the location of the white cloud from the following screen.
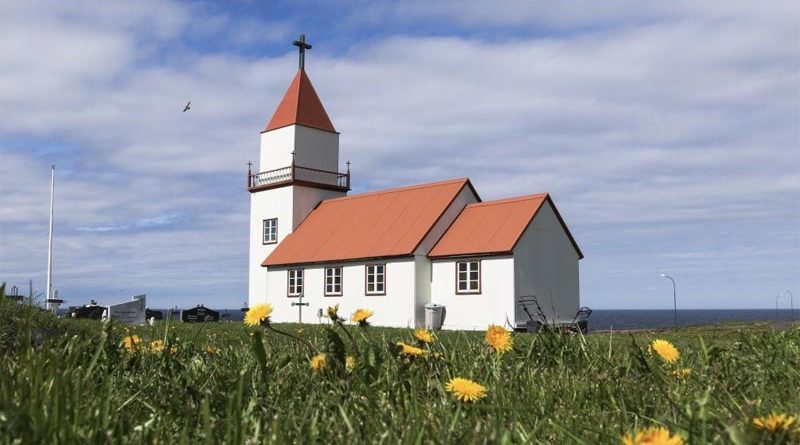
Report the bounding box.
[0,0,797,308]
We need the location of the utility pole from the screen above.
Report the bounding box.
[45,165,56,311]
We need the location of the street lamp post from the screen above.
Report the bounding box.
[775,294,782,320]
[786,290,795,322]
[660,273,678,330]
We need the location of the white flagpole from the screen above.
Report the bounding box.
[45,164,55,310]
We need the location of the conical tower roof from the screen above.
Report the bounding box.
[263,70,336,133]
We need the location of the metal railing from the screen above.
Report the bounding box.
[248,163,350,191]
[250,166,292,188]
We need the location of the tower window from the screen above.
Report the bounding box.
[263,218,278,244]
[324,267,343,296]
[456,260,481,294]
[288,269,303,296]
[365,264,385,295]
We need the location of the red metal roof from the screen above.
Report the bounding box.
[263,178,474,266]
[264,70,336,133]
[428,194,583,259]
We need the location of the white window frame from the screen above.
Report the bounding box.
[456,260,481,294]
[287,269,303,296]
[365,264,386,295]
[324,267,343,296]
[263,218,278,244]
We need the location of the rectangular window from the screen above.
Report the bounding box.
[456,260,480,294]
[287,269,303,296]
[324,267,343,296]
[263,218,278,244]
[365,264,386,295]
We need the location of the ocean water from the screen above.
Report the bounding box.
[139,308,796,331]
[587,309,796,331]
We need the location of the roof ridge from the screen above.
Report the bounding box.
[323,178,469,203]
[466,193,548,207]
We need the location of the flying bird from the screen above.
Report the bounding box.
[183,101,191,112]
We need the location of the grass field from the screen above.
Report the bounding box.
[1,297,798,444]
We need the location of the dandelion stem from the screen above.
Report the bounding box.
[265,323,317,354]
[335,321,360,355]
[189,320,211,344]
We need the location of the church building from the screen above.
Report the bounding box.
[248,37,583,330]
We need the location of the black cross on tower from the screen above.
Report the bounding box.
[293,34,312,70]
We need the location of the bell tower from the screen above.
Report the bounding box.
[248,34,350,306]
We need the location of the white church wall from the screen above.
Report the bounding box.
[293,125,340,172]
[259,125,340,173]
[413,255,431,327]
[249,266,269,309]
[249,186,295,307]
[430,256,515,330]
[265,258,418,327]
[513,200,580,326]
[259,126,295,172]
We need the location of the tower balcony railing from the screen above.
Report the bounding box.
[248,162,350,193]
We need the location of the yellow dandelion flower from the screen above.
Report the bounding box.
[205,345,218,354]
[310,353,328,372]
[244,304,273,327]
[753,413,798,433]
[170,346,178,354]
[649,339,680,363]
[345,355,356,370]
[621,426,685,445]
[149,340,165,353]
[327,304,340,321]
[351,308,374,326]
[485,325,513,354]
[445,377,487,402]
[413,328,434,344]
[396,341,429,356]
[672,368,692,379]
[122,335,142,351]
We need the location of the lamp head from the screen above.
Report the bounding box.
[660,273,667,277]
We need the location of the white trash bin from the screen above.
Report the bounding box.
[424,303,445,330]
